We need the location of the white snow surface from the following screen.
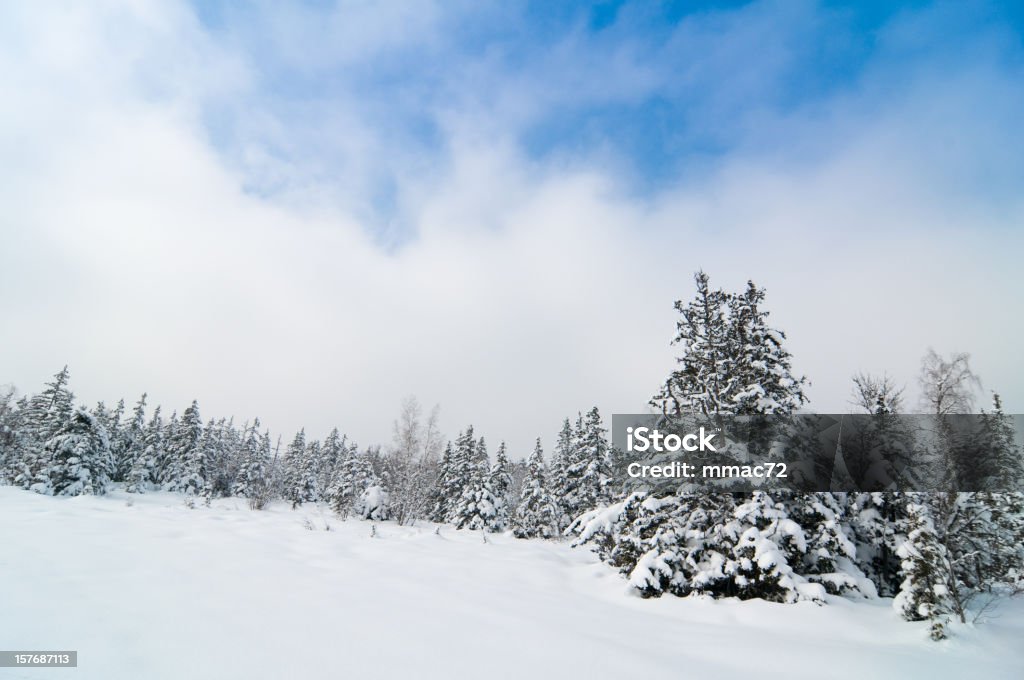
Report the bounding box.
[2,487,1022,680]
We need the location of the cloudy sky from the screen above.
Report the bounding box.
[1,1,1022,455]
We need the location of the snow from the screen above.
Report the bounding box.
[2,486,1023,680]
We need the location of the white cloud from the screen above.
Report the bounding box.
[1,1,1021,455]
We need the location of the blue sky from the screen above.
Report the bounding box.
[1,1,1022,452]
[186,1,1024,237]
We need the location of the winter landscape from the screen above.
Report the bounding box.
[3,486,1023,680]
[3,2,1024,679]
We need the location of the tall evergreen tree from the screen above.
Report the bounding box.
[14,366,75,488]
[126,406,163,493]
[328,441,376,517]
[233,419,270,504]
[894,501,953,640]
[562,407,613,521]
[431,441,459,522]
[117,394,148,486]
[513,439,560,539]
[486,441,513,531]
[650,271,734,418]
[164,401,203,493]
[283,429,315,508]
[728,281,807,416]
[39,408,111,496]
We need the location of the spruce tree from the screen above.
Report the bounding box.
[451,434,499,530]
[14,366,75,489]
[513,439,560,539]
[728,281,807,415]
[487,441,514,530]
[283,429,315,508]
[233,419,271,504]
[40,408,112,496]
[118,394,148,486]
[431,442,458,522]
[319,428,346,501]
[562,407,613,521]
[650,271,734,418]
[126,406,163,493]
[894,501,953,639]
[164,401,203,493]
[328,441,375,517]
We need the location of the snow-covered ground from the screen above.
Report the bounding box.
[2,487,1022,680]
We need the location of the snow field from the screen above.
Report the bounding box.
[2,487,1022,680]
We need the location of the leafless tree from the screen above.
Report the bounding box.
[918,349,981,415]
[851,372,905,414]
[386,396,443,526]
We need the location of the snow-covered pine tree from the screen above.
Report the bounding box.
[39,407,112,496]
[846,491,903,596]
[178,417,216,497]
[0,386,17,484]
[728,281,807,416]
[783,492,867,596]
[164,401,204,494]
[233,419,271,506]
[650,271,734,419]
[282,429,316,508]
[105,398,127,481]
[126,406,163,492]
[437,427,476,524]
[117,394,147,486]
[430,442,458,522]
[513,439,560,539]
[13,367,75,489]
[487,441,513,531]
[894,500,954,640]
[548,418,574,530]
[318,428,346,501]
[451,435,500,530]
[328,441,376,517]
[974,393,1024,491]
[729,491,817,603]
[304,439,323,502]
[561,407,613,522]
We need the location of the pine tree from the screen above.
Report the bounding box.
[785,492,865,596]
[513,439,560,539]
[328,441,376,517]
[651,273,806,419]
[728,281,807,416]
[650,271,734,418]
[233,419,271,505]
[126,406,163,493]
[974,394,1024,490]
[318,428,346,501]
[283,429,315,508]
[451,434,500,530]
[548,418,573,530]
[14,366,75,488]
[487,441,514,530]
[431,442,458,522]
[894,501,953,639]
[562,407,613,521]
[118,394,148,486]
[39,408,111,496]
[164,401,203,493]
[436,427,477,524]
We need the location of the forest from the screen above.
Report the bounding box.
[2,271,1021,641]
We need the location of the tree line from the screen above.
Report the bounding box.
[1,270,1021,639]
